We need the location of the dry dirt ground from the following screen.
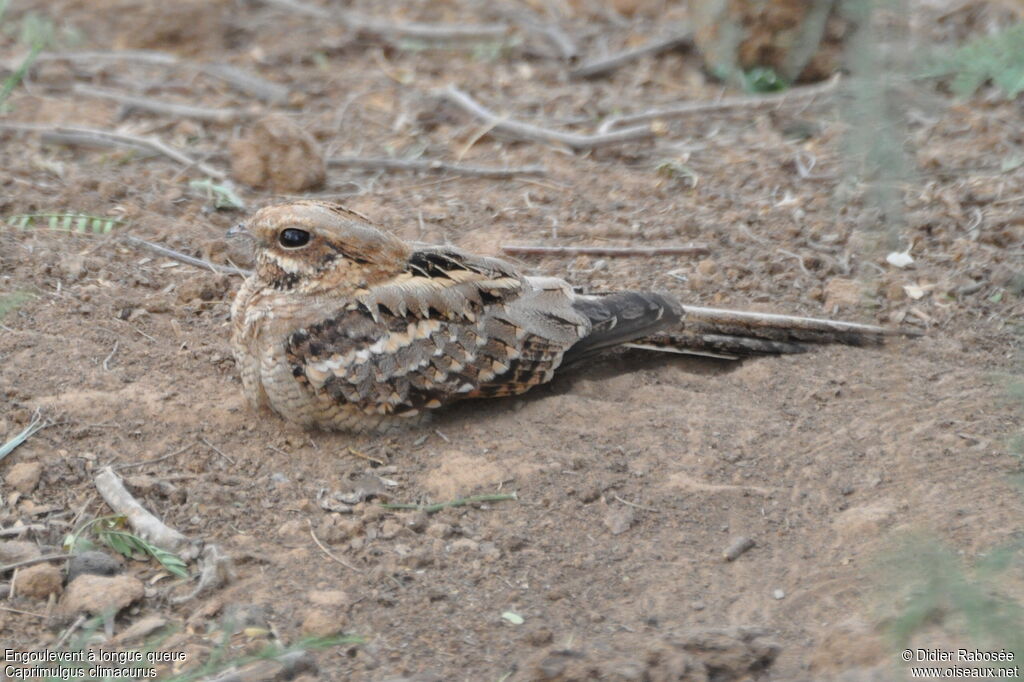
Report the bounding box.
[1,1,1023,680]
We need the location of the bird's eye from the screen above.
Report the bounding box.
[279,228,310,248]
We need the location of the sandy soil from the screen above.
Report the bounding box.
[1,1,1022,680]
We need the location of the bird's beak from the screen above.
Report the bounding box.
[227,222,251,239]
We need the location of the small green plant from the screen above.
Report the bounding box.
[3,212,125,234]
[741,66,790,93]
[188,179,246,211]
[936,23,1024,99]
[0,290,32,320]
[64,516,190,579]
[878,534,1024,663]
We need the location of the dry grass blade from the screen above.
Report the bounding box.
[502,244,710,257]
[440,86,654,151]
[263,0,509,41]
[122,236,251,277]
[25,50,289,102]
[328,155,545,178]
[599,74,841,133]
[570,29,691,79]
[72,83,252,123]
[0,123,226,179]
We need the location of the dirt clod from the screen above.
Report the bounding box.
[13,563,63,599]
[4,461,43,495]
[60,574,144,616]
[0,541,42,565]
[230,115,326,192]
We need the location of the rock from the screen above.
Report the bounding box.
[450,538,479,553]
[66,551,123,583]
[13,563,63,599]
[676,626,781,679]
[230,115,326,192]
[603,506,635,535]
[276,518,307,544]
[426,522,452,539]
[810,619,886,675]
[723,536,756,562]
[379,519,403,540]
[773,589,785,600]
[315,516,361,545]
[113,615,170,644]
[696,258,718,277]
[526,627,554,647]
[4,461,43,494]
[301,608,346,638]
[823,277,863,311]
[308,589,350,607]
[60,574,144,616]
[0,540,42,565]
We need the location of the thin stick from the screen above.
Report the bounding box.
[94,466,193,556]
[72,84,251,124]
[0,123,226,179]
[570,29,691,79]
[328,155,546,178]
[115,442,196,471]
[0,524,45,538]
[263,0,509,41]
[380,492,518,514]
[122,236,251,277]
[613,494,660,513]
[0,605,49,618]
[599,74,841,133]
[102,340,119,371]
[440,86,654,151]
[347,446,386,466]
[501,244,710,257]
[681,304,920,338]
[26,51,289,102]
[308,520,363,573]
[48,614,86,651]
[1,554,72,573]
[200,437,236,465]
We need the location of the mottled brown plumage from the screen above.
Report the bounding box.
[230,201,903,432]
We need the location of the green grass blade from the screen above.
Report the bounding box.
[0,413,46,462]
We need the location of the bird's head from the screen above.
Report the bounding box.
[230,201,410,294]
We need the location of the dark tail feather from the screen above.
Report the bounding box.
[564,291,682,363]
[629,304,921,359]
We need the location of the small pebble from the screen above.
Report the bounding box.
[722,536,756,562]
[773,589,785,600]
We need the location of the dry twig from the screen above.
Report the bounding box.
[72,84,251,124]
[0,554,72,574]
[328,155,545,178]
[94,466,196,558]
[0,123,226,179]
[501,244,710,257]
[263,0,508,41]
[308,520,363,573]
[25,51,289,102]
[122,236,251,277]
[570,28,691,79]
[599,74,841,133]
[440,86,654,151]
